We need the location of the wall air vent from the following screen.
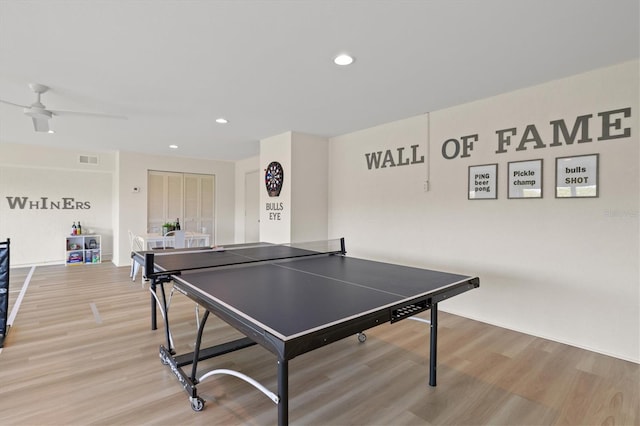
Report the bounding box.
[79,155,98,165]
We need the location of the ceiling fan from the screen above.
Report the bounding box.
[0,83,126,133]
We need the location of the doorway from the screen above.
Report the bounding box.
[244,170,259,242]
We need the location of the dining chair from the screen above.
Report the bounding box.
[184,231,195,248]
[157,230,186,249]
[130,235,146,286]
[127,230,135,250]
[128,230,137,279]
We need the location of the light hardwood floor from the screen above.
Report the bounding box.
[0,263,638,425]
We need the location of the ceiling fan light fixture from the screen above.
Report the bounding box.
[169,144,178,149]
[215,118,228,124]
[24,107,52,119]
[333,53,355,66]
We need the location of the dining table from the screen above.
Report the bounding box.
[140,231,211,250]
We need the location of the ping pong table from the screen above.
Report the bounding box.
[135,238,479,425]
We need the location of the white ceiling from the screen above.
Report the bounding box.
[1,0,638,161]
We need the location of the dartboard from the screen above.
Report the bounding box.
[265,161,284,197]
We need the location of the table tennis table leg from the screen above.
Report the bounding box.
[150,279,157,330]
[429,302,438,387]
[277,358,288,426]
[159,283,174,353]
[190,310,210,381]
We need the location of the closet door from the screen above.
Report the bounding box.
[184,174,199,232]
[147,171,184,233]
[184,173,215,243]
[200,174,215,243]
[166,172,183,224]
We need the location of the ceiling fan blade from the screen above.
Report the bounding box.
[31,116,50,132]
[49,109,127,120]
[0,98,29,108]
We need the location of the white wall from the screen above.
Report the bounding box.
[234,156,259,243]
[114,151,236,266]
[259,131,329,243]
[0,143,115,266]
[260,132,292,243]
[291,132,328,243]
[328,61,639,362]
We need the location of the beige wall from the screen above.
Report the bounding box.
[328,60,639,362]
[0,144,115,265]
[0,144,236,267]
[259,131,329,243]
[291,132,328,243]
[260,132,293,243]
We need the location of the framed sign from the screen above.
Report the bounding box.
[508,159,543,199]
[555,154,599,198]
[468,163,498,200]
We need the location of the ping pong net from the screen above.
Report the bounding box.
[144,237,346,279]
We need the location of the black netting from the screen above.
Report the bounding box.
[0,240,10,341]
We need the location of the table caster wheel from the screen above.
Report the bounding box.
[357,332,367,343]
[190,396,204,412]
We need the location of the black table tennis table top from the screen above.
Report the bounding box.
[144,243,477,342]
[143,240,479,424]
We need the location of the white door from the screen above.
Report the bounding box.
[147,171,183,233]
[244,170,260,242]
[184,173,215,244]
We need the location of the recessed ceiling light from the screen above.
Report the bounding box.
[169,144,178,149]
[47,130,55,134]
[333,53,354,66]
[215,118,228,124]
